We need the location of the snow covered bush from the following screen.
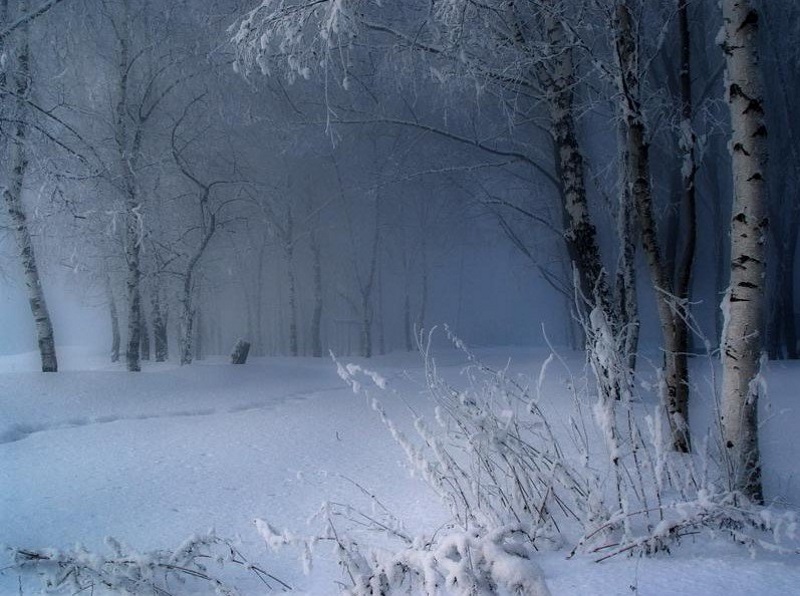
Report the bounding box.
[257,502,551,595]
[255,325,798,593]
[7,533,290,595]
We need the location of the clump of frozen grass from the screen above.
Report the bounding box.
[302,324,798,593]
[256,323,798,593]
[257,500,551,596]
[6,532,291,595]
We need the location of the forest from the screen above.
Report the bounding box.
[1,0,799,594]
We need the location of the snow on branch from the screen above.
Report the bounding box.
[231,0,365,81]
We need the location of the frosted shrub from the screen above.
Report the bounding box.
[257,501,551,596]
[256,325,798,593]
[7,533,290,595]
[316,326,797,591]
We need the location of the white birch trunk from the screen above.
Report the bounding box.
[2,1,57,373]
[719,0,769,503]
[543,13,612,319]
[114,0,143,373]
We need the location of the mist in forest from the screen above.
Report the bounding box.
[0,0,796,368]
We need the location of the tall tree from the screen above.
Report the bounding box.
[719,0,769,503]
[2,0,58,372]
[612,0,691,451]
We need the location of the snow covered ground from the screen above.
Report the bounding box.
[1,346,799,594]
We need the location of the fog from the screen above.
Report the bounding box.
[0,0,796,368]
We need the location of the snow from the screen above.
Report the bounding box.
[2,347,800,594]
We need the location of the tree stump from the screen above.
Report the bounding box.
[230,339,251,364]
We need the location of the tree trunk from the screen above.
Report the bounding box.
[782,231,798,359]
[543,14,612,320]
[615,1,690,452]
[615,150,639,373]
[124,222,142,372]
[285,208,299,357]
[415,240,428,337]
[107,278,120,363]
[254,236,266,356]
[377,265,386,356]
[674,0,699,385]
[194,306,204,361]
[2,2,58,373]
[310,231,324,357]
[404,289,412,351]
[179,280,194,366]
[359,199,381,358]
[116,0,142,373]
[179,215,215,365]
[151,286,168,362]
[361,295,373,358]
[719,0,769,503]
[139,299,150,361]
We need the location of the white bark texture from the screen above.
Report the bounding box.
[720,0,768,503]
[2,2,58,373]
[543,14,612,319]
[115,0,142,373]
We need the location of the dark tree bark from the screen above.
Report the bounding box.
[615,1,690,452]
[179,214,215,365]
[139,299,150,361]
[151,287,168,362]
[231,339,250,364]
[414,237,428,337]
[107,278,121,363]
[310,229,324,358]
[194,306,204,361]
[284,206,299,357]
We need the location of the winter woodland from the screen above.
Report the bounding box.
[1,0,799,594]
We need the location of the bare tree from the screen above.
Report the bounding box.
[719,0,769,503]
[611,0,691,451]
[1,0,58,372]
[170,98,232,365]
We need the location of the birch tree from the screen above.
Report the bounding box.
[1,0,58,372]
[719,0,769,503]
[609,0,692,451]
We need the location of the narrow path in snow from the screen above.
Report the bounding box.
[0,383,348,445]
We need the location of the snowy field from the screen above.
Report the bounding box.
[2,346,800,595]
